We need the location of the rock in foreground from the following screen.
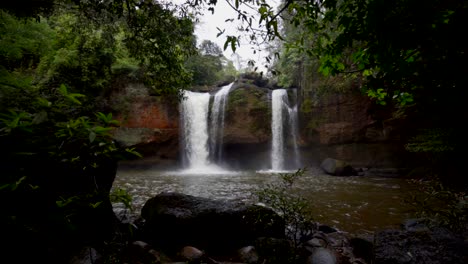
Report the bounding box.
[374,226,467,264]
[140,192,285,254]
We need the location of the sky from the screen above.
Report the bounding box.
[174,0,280,70]
[193,1,263,69]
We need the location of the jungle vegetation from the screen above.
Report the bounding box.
[1,0,467,262]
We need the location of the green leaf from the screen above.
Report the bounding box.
[96,112,107,122]
[67,93,85,105]
[231,39,236,52]
[32,111,48,124]
[89,131,96,143]
[29,184,40,190]
[125,148,143,158]
[89,201,102,208]
[58,84,68,95]
[37,97,52,107]
[94,126,112,134]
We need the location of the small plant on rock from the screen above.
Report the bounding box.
[255,168,316,248]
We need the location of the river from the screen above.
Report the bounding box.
[111,165,420,237]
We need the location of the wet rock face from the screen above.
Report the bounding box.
[110,82,274,161]
[140,192,285,254]
[224,86,271,144]
[109,83,180,158]
[300,92,412,168]
[303,93,374,145]
[111,83,179,130]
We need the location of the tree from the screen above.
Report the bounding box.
[185,39,237,86]
[185,0,468,187]
[0,1,198,262]
[199,39,223,56]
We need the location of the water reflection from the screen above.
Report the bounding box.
[112,166,418,236]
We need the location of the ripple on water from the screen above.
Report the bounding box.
[112,167,422,236]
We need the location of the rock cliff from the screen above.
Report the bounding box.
[109,75,410,171]
[109,83,180,162]
[299,90,410,168]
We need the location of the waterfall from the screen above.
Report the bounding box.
[180,85,300,173]
[271,89,301,171]
[271,89,287,171]
[179,83,234,173]
[180,90,211,169]
[288,103,301,169]
[210,83,234,163]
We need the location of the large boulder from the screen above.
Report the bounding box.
[140,192,285,254]
[320,158,356,176]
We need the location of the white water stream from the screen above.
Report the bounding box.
[210,83,234,163]
[271,89,287,171]
[180,90,211,170]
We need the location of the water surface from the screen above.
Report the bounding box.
[112,166,419,236]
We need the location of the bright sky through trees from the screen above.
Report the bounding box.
[175,0,280,70]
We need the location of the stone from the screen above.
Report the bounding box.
[402,218,430,232]
[254,237,293,264]
[124,240,162,264]
[318,224,338,234]
[320,158,356,176]
[69,247,101,264]
[147,249,161,263]
[374,227,467,264]
[307,248,337,264]
[349,237,373,263]
[326,232,350,248]
[141,192,285,253]
[131,240,151,251]
[180,246,204,261]
[238,246,259,264]
[306,238,327,248]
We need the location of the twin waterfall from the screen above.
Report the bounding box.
[180,83,300,172]
[180,83,233,173]
[271,89,300,171]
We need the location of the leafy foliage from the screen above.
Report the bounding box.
[255,168,315,248]
[407,177,467,232]
[0,2,197,261]
[185,39,238,86]
[110,188,133,212]
[405,129,455,154]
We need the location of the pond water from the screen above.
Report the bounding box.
[111,165,420,237]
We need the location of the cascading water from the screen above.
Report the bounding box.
[288,104,301,169]
[271,89,301,171]
[179,83,234,173]
[210,83,234,163]
[180,90,211,170]
[271,89,287,171]
[180,84,299,172]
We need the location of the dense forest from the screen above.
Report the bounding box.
[272,0,468,186]
[1,0,467,263]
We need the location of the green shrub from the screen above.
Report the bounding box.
[255,168,316,248]
[407,177,467,232]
